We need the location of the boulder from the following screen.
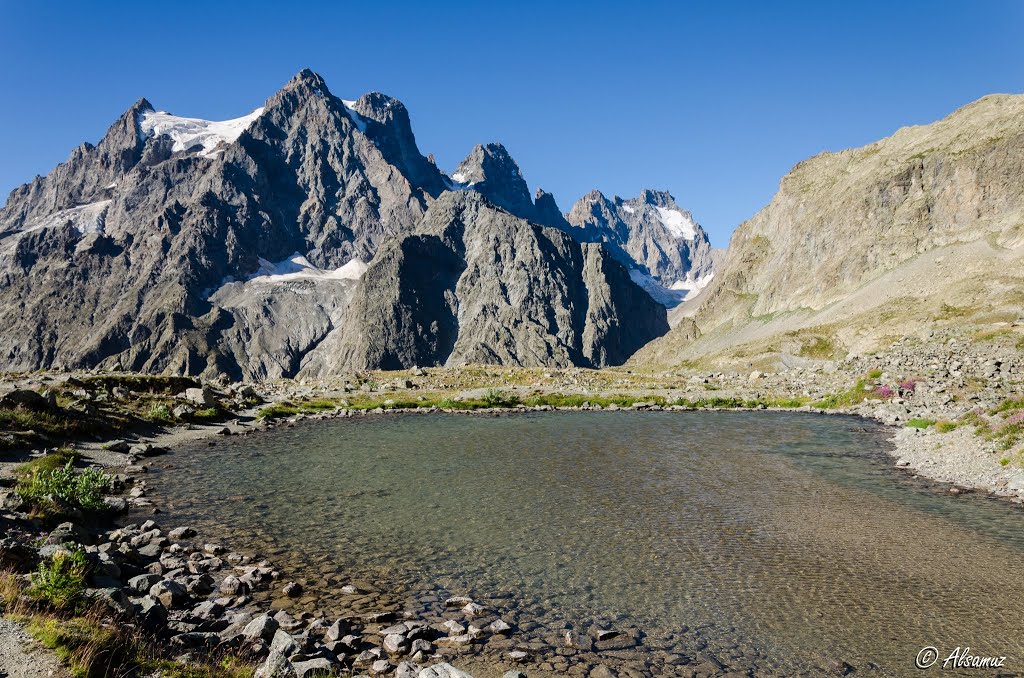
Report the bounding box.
[255,651,297,678]
[149,579,187,608]
[0,389,50,411]
[182,387,217,407]
[243,614,280,643]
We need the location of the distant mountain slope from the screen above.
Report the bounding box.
[631,94,1024,369]
[566,189,717,307]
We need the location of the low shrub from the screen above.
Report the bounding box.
[28,549,89,612]
[16,460,110,513]
[873,385,895,399]
[936,420,959,433]
[145,403,174,423]
[482,389,521,408]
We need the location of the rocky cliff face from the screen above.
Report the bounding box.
[632,93,1024,369]
[0,70,678,378]
[566,189,717,306]
[319,192,668,372]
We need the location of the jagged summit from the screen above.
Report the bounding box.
[450,143,533,217]
[566,188,716,306]
[283,67,329,92]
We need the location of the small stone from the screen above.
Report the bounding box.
[436,633,473,648]
[282,581,302,597]
[461,602,486,617]
[127,573,162,593]
[488,619,512,635]
[383,633,409,654]
[371,659,392,675]
[168,526,196,540]
[254,651,296,678]
[441,620,465,636]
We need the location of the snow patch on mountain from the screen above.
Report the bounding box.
[340,100,368,133]
[655,206,697,240]
[138,108,264,157]
[250,253,368,284]
[25,200,112,236]
[629,269,688,307]
[628,269,715,308]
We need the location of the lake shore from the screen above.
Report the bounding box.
[1,330,1023,677]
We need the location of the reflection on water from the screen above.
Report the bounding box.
[155,411,1024,674]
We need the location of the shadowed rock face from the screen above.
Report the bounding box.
[323,192,669,372]
[0,70,445,378]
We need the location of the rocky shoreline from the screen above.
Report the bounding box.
[1,330,1023,677]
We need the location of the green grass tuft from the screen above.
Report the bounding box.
[906,418,936,429]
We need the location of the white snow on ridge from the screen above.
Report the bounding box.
[670,271,714,294]
[655,206,697,240]
[139,107,265,158]
[248,253,367,284]
[629,269,687,307]
[23,200,112,236]
[340,100,368,133]
[444,171,475,192]
[630,269,715,308]
[621,205,635,214]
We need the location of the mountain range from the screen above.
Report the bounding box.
[3,70,1021,380]
[0,70,715,379]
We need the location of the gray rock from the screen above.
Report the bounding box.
[291,658,337,678]
[136,595,168,628]
[148,579,187,608]
[383,633,409,654]
[396,661,422,678]
[255,651,297,678]
[243,614,281,643]
[127,573,161,593]
[168,525,196,540]
[418,664,475,678]
[270,628,299,657]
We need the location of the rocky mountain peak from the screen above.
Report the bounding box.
[638,188,676,208]
[450,143,534,217]
[533,188,569,229]
[566,188,716,303]
[284,68,328,93]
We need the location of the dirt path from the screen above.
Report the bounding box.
[0,617,69,678]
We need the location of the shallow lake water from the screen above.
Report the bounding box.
[155,411,1024,675]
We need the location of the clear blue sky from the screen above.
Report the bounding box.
[2,1,1022,247]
